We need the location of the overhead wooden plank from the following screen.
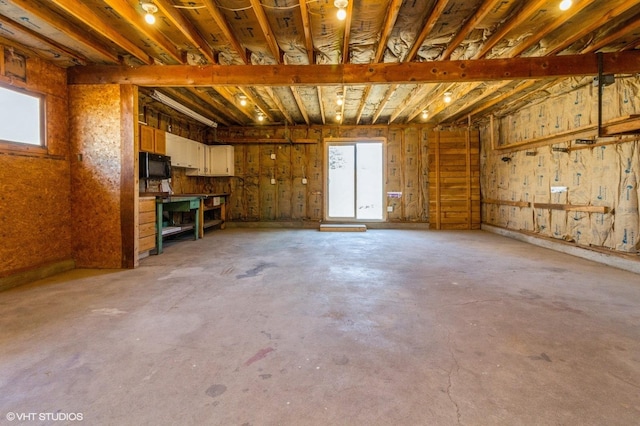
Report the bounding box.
[533,203,609,213]
[374,0,403,63]
[0,14,88,65]
[153,0,216,63]
[508,0,597,58]
[406,0,451,62]
[101,0,184,64]
[341,0,355,65]
[473,0,548,59]
[249,0,281,64]
[67,51,640,86]
[483,199,531,207]
[202,0,247,64]
[441,0,504,60]
[297,0,314,64]
[9,0,121,63]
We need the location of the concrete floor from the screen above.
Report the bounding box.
[1,229,639,425]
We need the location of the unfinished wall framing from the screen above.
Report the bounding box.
[481,75,640,254]
[167,125,432,224]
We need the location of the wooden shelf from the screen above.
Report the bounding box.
[161,224,194,237]
[203,219,223,229]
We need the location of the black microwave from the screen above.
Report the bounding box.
[139,152,171,179]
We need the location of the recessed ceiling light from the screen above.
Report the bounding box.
[559,0,572,11]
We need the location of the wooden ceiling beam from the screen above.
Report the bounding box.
[341,0,355,65]
[507,0,596,58]
[68,50,640,86]
[193,87,248,125]
[153,0,216,64]
[240,88,276,123]
[459,79,540,120]
[441,0,504,60]
[101,0,183,64]
[374,0,403,63]
[317,87,326,125]
[0,14,88,64]
[201,0,247,64]
[472,0,548,59]
[545,2,639,56]
[371,84,398,124]
[264,87,294,124]
[298,0,315,64]
[580,17,640,54]
[438,80,514,123]
[291,87,311,125]
[249,0,281,64]
[161,88,231,126]
[405,0,451,62]
[9,0,121,63]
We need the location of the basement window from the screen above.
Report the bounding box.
[0,85,44,147]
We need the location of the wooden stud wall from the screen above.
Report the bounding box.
[428,129,481,230]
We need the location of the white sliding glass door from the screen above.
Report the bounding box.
[326,141,384,221]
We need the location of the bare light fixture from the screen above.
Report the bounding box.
[443,91,453,103]
[256,109,265,122]
[335,0,348,21]
[421,110,429,120]
[559,0,572,11]
[238,94,247,106]
[141,2,158,24]
[150,90,217,127]
[336,112,342,121]
[336,93,344,106]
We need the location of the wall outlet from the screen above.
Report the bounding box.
[302,178,308,184]
[270,153,276,160]
[387,206,393,212]
[271,178,276,184]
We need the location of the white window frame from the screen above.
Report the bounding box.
[0,84,46,151]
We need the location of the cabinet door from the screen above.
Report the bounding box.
[165,133,185,167]
[154,129,166,155]
[209,145,234,176]
[139,125,154,152]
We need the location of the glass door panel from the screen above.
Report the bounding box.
[327,144,355,218]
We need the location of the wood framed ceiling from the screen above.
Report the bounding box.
[2,0,640,128]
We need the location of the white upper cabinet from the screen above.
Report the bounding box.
[166,133,233,176]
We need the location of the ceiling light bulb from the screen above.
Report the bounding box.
[141,3,158,25]
[444,92,453,103]
[257,113,264,122]
[335,0,348,20]
[337,95,343,106]
[336,112,342,121]
[559,0,572,11]
[239,96,247,106]
[422,110,428,120]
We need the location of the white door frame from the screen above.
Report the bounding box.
[323,137,386,222]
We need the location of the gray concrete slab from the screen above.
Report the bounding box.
[1,229,639,425]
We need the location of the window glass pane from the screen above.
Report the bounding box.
[0,86,42,145]
[356,142,383,220]
[328,144,355,218]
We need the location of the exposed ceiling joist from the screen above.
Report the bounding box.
[68,51,640,87]
[0,14,87,65]
[341,0,355,65]
[9,0,121,63]
[249,0,281,64]
[405,0,451,62]
[298,0,314,64]
[101,0,183,64]
[290,87,311,125]
[153,0,216,64]
[201,0,247,64]
[441,0,504,61]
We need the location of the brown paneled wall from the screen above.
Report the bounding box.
[0,51,72,281]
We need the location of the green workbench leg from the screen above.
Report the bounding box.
[156,200,163,254]
[194,207,199,240]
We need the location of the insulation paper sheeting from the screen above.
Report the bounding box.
[482,75,640,254]
[347,0,389,64]
[261,0,310,65]
[384,0,436,62]
[615,143,640,252]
